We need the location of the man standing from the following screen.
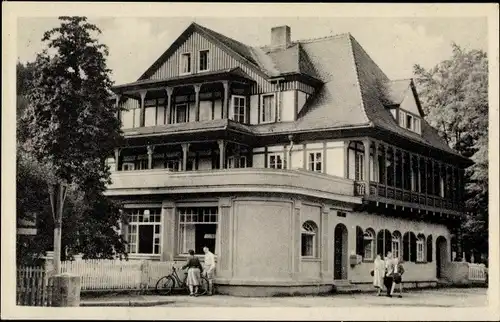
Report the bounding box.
[203,246,216,295]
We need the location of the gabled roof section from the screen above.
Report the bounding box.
[138,22,267,81]
[386,79,412,106]
[348,35,459,156]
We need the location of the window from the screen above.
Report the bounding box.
[301,221,318,257]
[392,231,402,259]
[377,229,392,257]
[178,207,218,255]
[268,153,284,169]
[363,229,375,260]
[199,50,209,72]
[126,208,162,255]
[261,94,275,123]
[417,235,425,262]
[227,156,247,169]
[175,104,188,123]
[180,53,191,74]
[426,235,433,262]
[165,159,180,172]
[135,158,148,170]
[231,95,246,123]
[406,114,413,130]
[308,152,323,173]
[355,152,364,181]
[122,162,135,171]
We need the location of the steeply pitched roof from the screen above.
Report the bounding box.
[130,22,463,158]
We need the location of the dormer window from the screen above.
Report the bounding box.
[180,53,191,74]
[199,50,209,72]
[398,109,421,134]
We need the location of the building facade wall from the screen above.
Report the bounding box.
[119,191,451,293]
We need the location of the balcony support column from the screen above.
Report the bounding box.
[393,147,397,188]
[139,90,147,127]
[430,159,435,196]
[181,143,190,171]
[401,150,405,191]
[147,145,155,170]
[165,87,173,125]
[115,94,122,122]
[384,144,388,198]
[218,140,227,169]
[373,141,379,183]
[222,81,231,119]
[114,148,121,172]
[343,141,350,178]
[194,84,201,122]
[362,139,370,195]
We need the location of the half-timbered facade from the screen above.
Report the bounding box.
[107,23,471,296]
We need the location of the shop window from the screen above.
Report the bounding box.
[178,207,218,255]
[126,208,162,255]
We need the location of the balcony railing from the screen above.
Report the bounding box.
[354,181,460,211]
[106,168,362,204]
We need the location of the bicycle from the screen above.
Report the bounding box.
[155,266,209,296]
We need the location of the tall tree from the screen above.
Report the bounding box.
[413,43,488,262]
[20,16,126,267]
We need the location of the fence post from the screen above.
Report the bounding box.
[140,260,151,292]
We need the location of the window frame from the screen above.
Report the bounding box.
[301,221,318,258]
[174,103,188,124]
[260,93,276,124]
[198,49,210,72]
[180,52,192,75]
[122,162,135,171]
[177,207,219,256]
[230,95,247,124]
[126,208,162,256]
[268,152,285,169]
[227,155,247,169]
[363,229,375,262]
[416,235,426,263]
[392,231,402,259]
[308,151,323,173]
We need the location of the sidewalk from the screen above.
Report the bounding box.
[79,287,488,307]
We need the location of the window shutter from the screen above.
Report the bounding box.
[356,227,364,257]
[384,230,392,257]
[410,233,417,262]
[376,231,384,257]
[403,233,410,261]
[229,96,235,120]
[399,111,405,127]
[426,235,433,262]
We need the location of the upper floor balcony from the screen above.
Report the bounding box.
[105,167,361,206]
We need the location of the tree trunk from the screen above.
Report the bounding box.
[50,182,67,275]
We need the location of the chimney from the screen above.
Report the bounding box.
[271,25,291,49]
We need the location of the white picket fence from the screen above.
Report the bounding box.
[468,263,487,282]
[59,259,186,291]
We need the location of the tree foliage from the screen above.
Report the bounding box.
[17,17,127,264]
[413,43,489,260]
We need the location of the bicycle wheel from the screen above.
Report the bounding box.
[155,276,175,295]
[198,277,210,295]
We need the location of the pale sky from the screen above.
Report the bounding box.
[17,16,488,85]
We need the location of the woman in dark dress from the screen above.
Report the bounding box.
[182,249,203,296]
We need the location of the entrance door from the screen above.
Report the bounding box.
[334,224,348,280]
[436,236,448,279]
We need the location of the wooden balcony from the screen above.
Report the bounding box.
[354,181,461,212]
[105,168,362,204]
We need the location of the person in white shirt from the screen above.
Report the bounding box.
[203,246,216,295]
